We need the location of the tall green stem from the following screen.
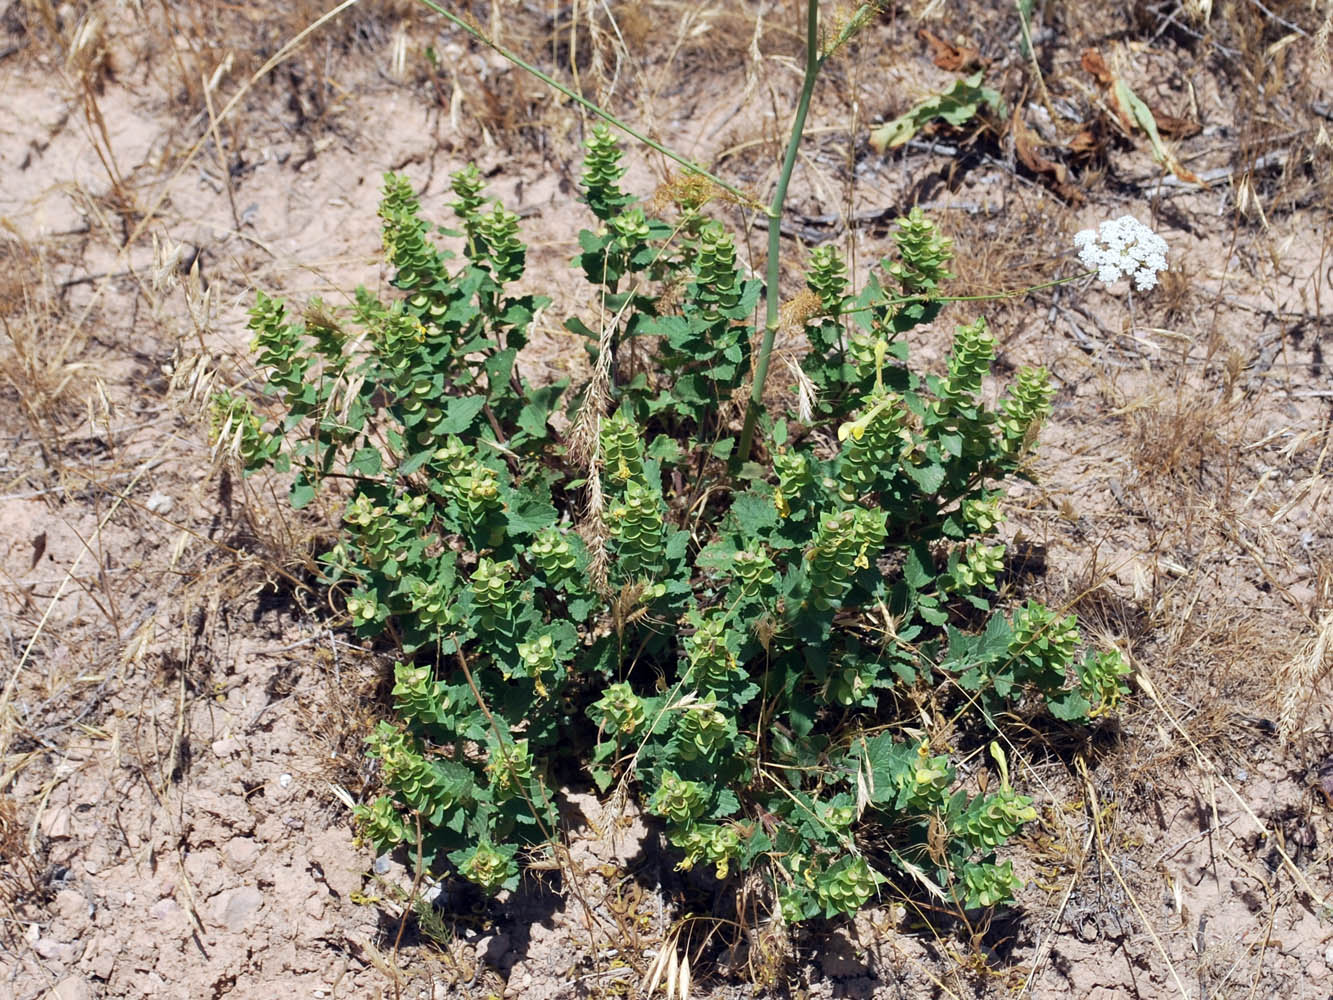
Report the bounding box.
[736,0,822,464]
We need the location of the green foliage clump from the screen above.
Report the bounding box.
[869,71,1006,152]
[223,130,1127,925]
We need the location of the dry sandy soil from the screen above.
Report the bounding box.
[2,1,1332,998]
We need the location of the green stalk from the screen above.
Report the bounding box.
[736,0,822,464]
[413,0,757,209]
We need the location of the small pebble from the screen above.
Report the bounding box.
[146,493,174,514]
[278,773,293,788]
[1324,945,1333,968]
[373,854,392,875]
[421,881,448,907]
[49,977,92,1000]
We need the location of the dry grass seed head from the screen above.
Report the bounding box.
[296,640,384,794]
[780,288,822,332]
[943,198,1074,308]
[782,353,818,424]
[0,235,90,458]
[1153,260,1195,325]
[1127,393,1231,495]
[1277,610,1333,742]
[651,171,723,216]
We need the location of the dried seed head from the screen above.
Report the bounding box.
[1278,610,1333,743]
[651,171,720,215]
[780,289,823,333]
[150,235,183,293]
[783,354,818,425]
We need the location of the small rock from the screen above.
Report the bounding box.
[1288,582,1315,609]
[309,833,367,898]
[278,773,293,789]
[53,889,90,924]
[224,838,261,873]
[86,938,115,980]
[372,854,392,876]
[149,898,180,921]
[210,737,238,758]
[475,932,511,965]
[40,806,73,840]
[321,959,348,985]
[145,492,174,514]
[47,976,92,1000]
[212,886,264,932]
[304,894,325,921]
[1324,944,1333,968]
[34,937,79,964]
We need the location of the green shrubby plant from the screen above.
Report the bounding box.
[219,1,1145,927]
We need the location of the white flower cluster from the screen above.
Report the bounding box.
[1074,215,1168,291]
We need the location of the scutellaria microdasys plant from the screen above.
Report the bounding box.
[216,1,1146,925]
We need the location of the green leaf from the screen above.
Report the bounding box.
[348,447,383,478]
[484,349,518,398]
[1113,77,1201,184]
[564,316,599,340]
[710,788,740,819]
[505,492,558,536]
[1047,689,1092,722]
[646,435,683,463]
[789,702,815,738]
[862,733,913,807]
[290,478,316,509]
[919,605,949,626]
[869,72,1005,152]
[976,612,1013,661]
[710,436,736,460]
[438,395,487,434]
[399,449,433,476]
[515,381,566,441]
[663,529,690,562]
[731,489,778,536]
[904,460,945,494]
[903,544,934,590]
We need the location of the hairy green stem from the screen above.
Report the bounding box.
[833,271,1094,323]
[736,0,822,464]
[413,0,757,208]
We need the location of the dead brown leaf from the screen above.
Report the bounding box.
[1081,48,1114,88]
[1082,48,1131,130]
[1067,126,1101,157]
[917,28,982,72]
[1012,105,1084,202]
[1152,112,1202,139]
[1081,46,1203,183]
